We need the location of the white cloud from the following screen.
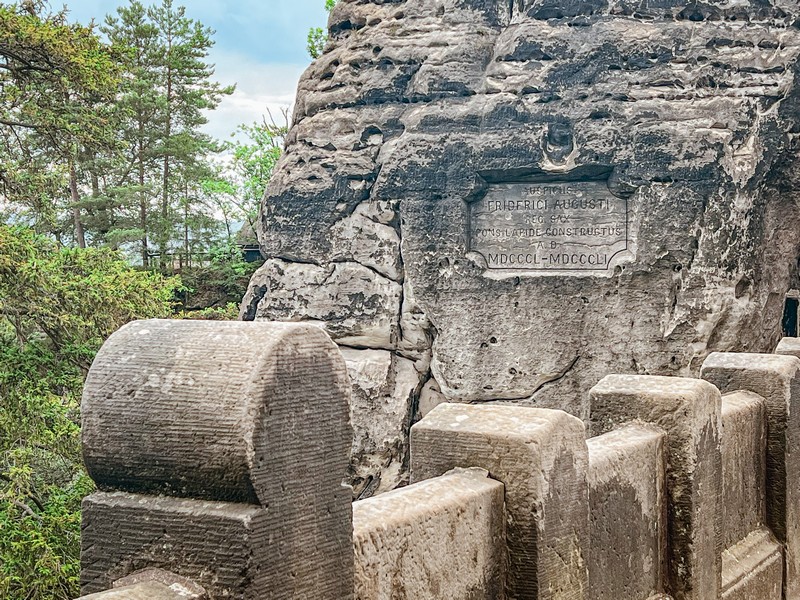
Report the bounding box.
[202,49,308,140]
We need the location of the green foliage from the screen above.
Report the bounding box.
[231,119,285,214]
[0,225,179,599]
[174,302,240,321]
[0,2,122,236]
[101,0,234,268]
[307,0,337,59]
[202,114,286,242]
[176,241,261,311]
[307,26,326,59]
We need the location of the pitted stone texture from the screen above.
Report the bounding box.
[701,351,800,599]
[587,424,666,600]
[77,582,203,600]
[353,468,505,600]
[240,258,401,350]
[776,336,800,359]
[78,569,206,600]
[721,528,782,600]
[410,403,589,600]
[342,348,423,497]
[328,201,402,282]
[720,391,767,548]
[398,277,433,359]
[81,493,271,598]
[81,319,354,600]
[246,0,800,427]
[589,375,722,600]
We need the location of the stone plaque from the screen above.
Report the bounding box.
[469,181,631,273]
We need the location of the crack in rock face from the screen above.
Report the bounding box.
[242,0,800,493]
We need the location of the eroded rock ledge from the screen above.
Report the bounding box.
[242,0,800,494]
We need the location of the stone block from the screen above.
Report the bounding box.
[721,528,782,600]
[720,391,767,548]
[776,337,800,359]
[77,568,207,600]
[701,352,800,598]
[410,403,589,600]
[81,319,354,600]
[82,319,352,505]
[587,423,666,600]
[589,375,722,600]
[353,468,505,600]
[81,492,270,597]
[77,581,204,600]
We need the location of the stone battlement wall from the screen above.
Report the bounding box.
[75,319,800,600]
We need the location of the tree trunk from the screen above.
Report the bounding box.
[90,155,111,246]
[69,161,86,249]
[138,136,149,267]
[161,33,173,273]
[183,192,189,269]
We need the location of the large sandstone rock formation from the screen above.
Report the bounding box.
[242,0,800,495]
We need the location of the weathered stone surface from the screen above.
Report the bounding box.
[239,254,431,493]
[77,581,204,600]
[720,391,767,549]
[718,391,781,599]
[776,336,800,359]
[240,258,401,349]
[82,319,352,505]
[78,569,207,600]
[342,348,422,497]
[329,200,402,282]
[701,352,800,599]
[410,403,589,600]
[353,468,505,600]
[587,424,666,600]
[589,375,722,600]
[721,528,782,600]
[416,376,448,419]
[81,319,354,600]
[113,570,206,597]
[244,0,800,442]
[81,492,270,597]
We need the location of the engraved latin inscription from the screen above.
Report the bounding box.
[470,181,630,272]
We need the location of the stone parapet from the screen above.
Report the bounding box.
[410,403,589,600]
[353,468,505,600]
[589,374,722,600]
[79,319,354,600]
[702,351,800,598]
[587,424,666,600]
[76,325,800,599]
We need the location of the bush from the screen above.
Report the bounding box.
[176,241,262,313]
[0,225,179,599]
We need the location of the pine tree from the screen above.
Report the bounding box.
[147,0,233,270]
[101,0,233,268]
[0,1,120,242]
[102,1,164,264]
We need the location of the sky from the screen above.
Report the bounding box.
[63,0,330,139]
